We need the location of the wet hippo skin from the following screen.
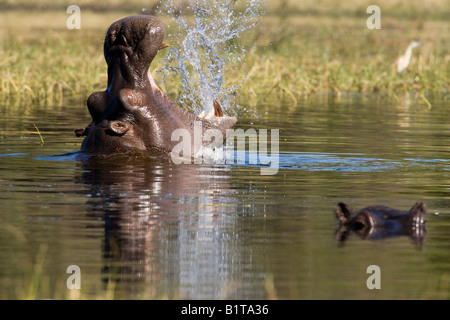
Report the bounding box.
[75,15,236,157]
[334,201,427,242]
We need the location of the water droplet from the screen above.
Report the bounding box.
[157,0,266,115]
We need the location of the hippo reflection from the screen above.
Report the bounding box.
[75,15,236,157]
[80,158,267,299]
[334,202,427,243]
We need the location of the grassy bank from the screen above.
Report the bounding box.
[0,0,448,106]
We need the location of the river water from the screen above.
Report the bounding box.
[0,93,449,299]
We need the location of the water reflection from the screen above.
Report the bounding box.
[2,94,450,299]
[80,157,265,299]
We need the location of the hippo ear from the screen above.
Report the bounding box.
[119,88,145,111]
[408,201,427,225]
[87,91,108,122]
[409,201,427,216]
[74,127,88,137]
[213,100,224,117]
[335,202,352,223]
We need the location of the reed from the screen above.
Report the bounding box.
[0,1,448,106]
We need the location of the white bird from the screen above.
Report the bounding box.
[395,41,421,73]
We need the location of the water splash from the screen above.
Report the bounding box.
[155,0,267,116]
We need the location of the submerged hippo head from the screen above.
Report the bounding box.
[75,15,236,157]
[334,201,427,243]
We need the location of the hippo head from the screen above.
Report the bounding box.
[334,201,427,243]
[75,15,236,157]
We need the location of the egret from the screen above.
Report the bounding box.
[395,41,421,73]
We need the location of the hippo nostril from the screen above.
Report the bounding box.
[109,120,130,135]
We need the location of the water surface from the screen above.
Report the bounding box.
[1,93,449,299]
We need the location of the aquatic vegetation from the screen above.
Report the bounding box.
[0,0,448,106]
[0,29,106,105]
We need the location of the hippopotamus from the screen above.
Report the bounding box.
[75,15,236,157]
[334,201,427,242]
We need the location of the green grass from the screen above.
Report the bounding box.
[0,0,448,106]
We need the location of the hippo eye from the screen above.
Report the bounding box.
[354,221,366,230]
[354,212,372,229]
